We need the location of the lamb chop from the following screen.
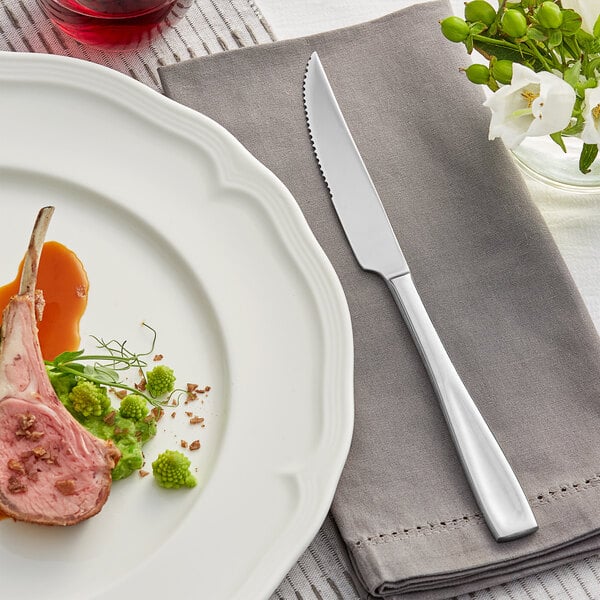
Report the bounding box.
[0,207,120,526]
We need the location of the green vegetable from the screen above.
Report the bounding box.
[119,394,149,421]
[152,450,197,489]
[69,380,111,418]
[78,411,157,481]
[146,365,176,398]
[440,16,470,42]
[48,370,157,481]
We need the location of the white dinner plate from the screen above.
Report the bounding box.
[0,51,353,600]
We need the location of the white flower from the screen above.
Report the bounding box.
[581,86,600,144]
[483,63,576,149]
[561,0,600,34]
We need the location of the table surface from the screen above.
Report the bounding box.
[1,1,599,598]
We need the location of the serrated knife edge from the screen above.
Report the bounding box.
[303,51,409,279]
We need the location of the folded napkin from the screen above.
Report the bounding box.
[158,2,600,598]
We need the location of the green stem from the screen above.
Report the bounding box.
[525,40,553,71]
[472,33,532,54]
[46,355,146,368]
[52,365,164,407]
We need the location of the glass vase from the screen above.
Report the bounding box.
[511,135,600,192]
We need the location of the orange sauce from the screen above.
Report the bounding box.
[0,241,89,361]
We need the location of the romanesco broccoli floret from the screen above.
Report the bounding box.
[146,365,176,398]
[152,450,197,489]
[119,394,149,421]
[69,380,111,418]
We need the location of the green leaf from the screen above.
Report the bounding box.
[563,60,581,87]
[594,14,600,39]
[561,9,582,35]
[85,364,119,383]
[549,132,567,153]
[469,22,488,36]
[576,28,595,51]
[465,35,474,53]
[579,144,599,174]
[473,40,542,70]
[547,30,562,48]
[562,122,584,136]
[52,349,85,365]
[527,27,547,42]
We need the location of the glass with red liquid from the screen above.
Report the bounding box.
[38,0,191,49]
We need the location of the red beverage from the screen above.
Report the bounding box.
[38,0,191,49]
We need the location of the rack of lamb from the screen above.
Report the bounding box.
[0,207,120,526]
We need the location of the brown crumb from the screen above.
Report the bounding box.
[55,479,76,496]
[170,412,176,419]
[139,470,150,478]
[204,386,211,393]
[151,407,164,421]
[19,414,36,431]
[114,390,128,400]
[32,446,46,458]
[135,375,147,392]
[153,354,164,362]
[103,410,116,425]
[180,440,188,449]
[189,440,201,451]
[29,431,44,440]
[190,416,204,425]
[8,476,26,494]
[7,459,25,473]
[185,411,193,417]
[187,383,198,393]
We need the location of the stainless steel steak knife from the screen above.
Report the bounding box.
[303,51,537,542]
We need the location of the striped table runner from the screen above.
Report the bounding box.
[0,0,275,90]
[1,1,599,597]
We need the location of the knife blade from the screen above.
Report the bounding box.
[303,51,537,542]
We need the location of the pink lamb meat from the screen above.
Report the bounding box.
[0,207,120,526]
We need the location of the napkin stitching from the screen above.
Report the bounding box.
[351,473,600,549]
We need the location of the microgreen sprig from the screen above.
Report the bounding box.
[45,322,169,408]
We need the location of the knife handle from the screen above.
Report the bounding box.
[387,272,538,542]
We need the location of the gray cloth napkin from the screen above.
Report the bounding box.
[158,2,600,598]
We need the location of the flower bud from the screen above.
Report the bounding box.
[464,1,496,26]
[440,16,470,42]
[537,2,563,29]
[465,64,490,84]
[492,60,513,84]
[501,9,528,37]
